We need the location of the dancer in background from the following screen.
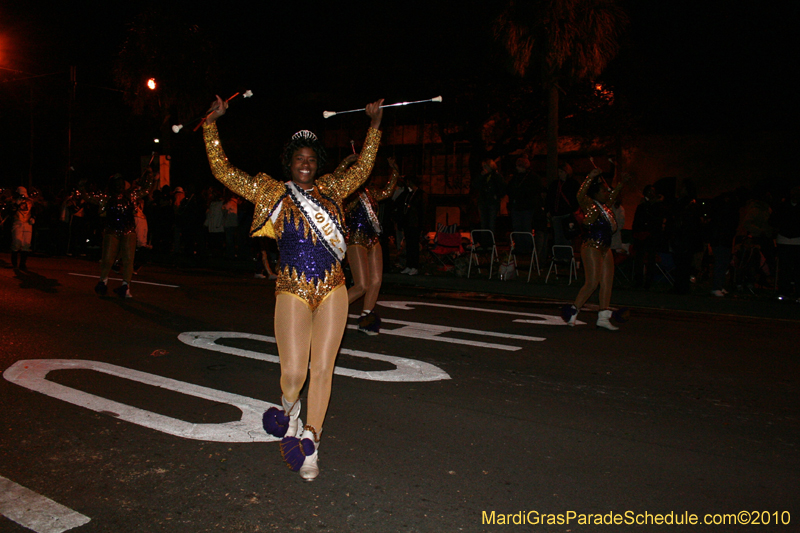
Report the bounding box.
[202,95,383,481]
[343,156,399,335]
[562,167,629,330]
[85,171,155,298]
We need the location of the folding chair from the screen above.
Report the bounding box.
[654,251,675,287]
[509,231,540,282]
[613,248,634,288]
[428,223,464,271]
[545,245,578,284]
[468,229,499,279]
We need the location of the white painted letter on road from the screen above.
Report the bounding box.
[3,359,278,443]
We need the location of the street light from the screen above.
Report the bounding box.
[146,78,156,90]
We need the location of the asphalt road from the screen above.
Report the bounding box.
[1,257,798,532]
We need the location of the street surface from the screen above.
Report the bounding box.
[1,257,798,532]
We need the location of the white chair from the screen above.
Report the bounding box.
[546,245,578,285]
[509,231,540,282]
[468,229,499,279]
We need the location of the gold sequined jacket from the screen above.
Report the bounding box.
[203,123,381,309]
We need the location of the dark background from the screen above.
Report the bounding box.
[1,1,797,192]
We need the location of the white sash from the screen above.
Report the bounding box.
[279,182,347,262]
[359,191,382,235]
[594,200,618,233]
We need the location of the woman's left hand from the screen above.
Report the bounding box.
[366,99,384,130]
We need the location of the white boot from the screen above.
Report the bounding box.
[299,426,321,481]
[596,309,619,331]
[282,397,302,438]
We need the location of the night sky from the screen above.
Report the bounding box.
[1,1,797,190]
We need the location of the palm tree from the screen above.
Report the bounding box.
[493,0,628,182]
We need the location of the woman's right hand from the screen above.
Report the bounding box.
[204,95,228,125]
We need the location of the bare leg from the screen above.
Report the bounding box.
[362,243,384,312]
[598,249,615,310]
[574,245,602,309]
[119,233,137,284]
[274,285,348,432]
[100,233,121,280]
[274,294,313,404]
[307,285,348,430]
[347,245,369,305]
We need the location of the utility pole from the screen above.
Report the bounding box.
[66,66,76,190]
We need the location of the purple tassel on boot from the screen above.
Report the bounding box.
[263,407,290,438]
[279,437,316,471]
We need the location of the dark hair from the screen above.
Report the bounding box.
[281,134,328,179]
[586,176,607,199]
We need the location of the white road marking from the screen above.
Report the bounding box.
[348,315,544,350]
[0,475,91,533]
[178,332,450,382]
[3,359,279,443]
[377,300,586,326]
[68,273,179,288]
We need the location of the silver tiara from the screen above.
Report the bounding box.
[292,130,317,141]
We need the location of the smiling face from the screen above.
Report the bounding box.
[290,147,318,189]
[594,186,611,204]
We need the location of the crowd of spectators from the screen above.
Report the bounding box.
[0,178,272,275]
[2,167,799,302]
[463,155,800,300]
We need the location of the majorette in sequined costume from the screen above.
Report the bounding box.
[562,168,627,330]
[202,97,384,482]
[203,124,381,311]
[341,158,399,335]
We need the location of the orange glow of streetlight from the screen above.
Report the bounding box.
[146,78,157,90]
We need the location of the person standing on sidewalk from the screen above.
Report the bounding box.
[546,162,580,247]
[771,185,800,302]
[9,187,42,270]
[400,176,424,276]
[475,159,504,247]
